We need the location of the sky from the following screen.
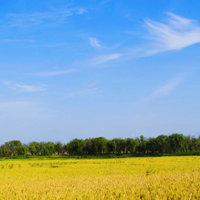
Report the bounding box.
[0,0,200,144]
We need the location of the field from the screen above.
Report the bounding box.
[0,156,200,199]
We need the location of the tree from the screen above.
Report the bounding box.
[17,145,28,156]
[5,140,22,156]
[41,147,49,155]
[0,147,3,157]
[39,142,49,155]
[146,138,158,153]
[156,135,169,153]
[55,142,62,155]
[40,142,55,155]
[112,138,125,155]
[190,137,200,152]
[169,133,185,152]
[5,140,22,148]
[66,139,84,155]
[39,142,55,155]
[106,140,117,154]
[185,136,193,152]
[46,142,55,155]
[29,142,38,155]
[83,139,92,155]
[1,145,11,157]
[125,138,139,154]
[91,137,107,155]
[137,135,147,153]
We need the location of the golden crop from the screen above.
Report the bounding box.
[0,156,199,199]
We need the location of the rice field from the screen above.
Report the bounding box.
[0,156,199,199]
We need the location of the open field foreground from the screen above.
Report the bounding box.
[0,157,200,199]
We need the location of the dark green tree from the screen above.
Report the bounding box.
[112,138,125,155]
[29,142,38,155]
[46,142,55,155]
[91,137,107,155]
[106,140,117,154]
[66,139,84,155]
[83,138,92,154]
[1,145,12,157]
[190,137,200,151]
[156,135,170,153]
[169,133,185,152]
[55,142,62,155]
[125,138,139,153]
[146,138,158,153]
[183,136,190,152]
[39,142,49,155]
[137,135,147,153]
[5,140,22,156]
[17,145,28,156]
[0,147,3,157]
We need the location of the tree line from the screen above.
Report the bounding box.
[0,133,200,157]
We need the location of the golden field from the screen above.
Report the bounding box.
[0,156,200,199]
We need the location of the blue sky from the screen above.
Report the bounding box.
[1,0,200,143]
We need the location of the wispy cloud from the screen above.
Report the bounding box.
[0,39,34,43]
[65,88,97,98]
[77,8,87,14]
[152,75,185,97]
[13,84,46,92]
[134,74,186,107]
[145,13,200,54]
[90,37,102,49]
[3,6,86,29]
[2,81,47,92]
[33,69,76,77]
[91,53,122,65]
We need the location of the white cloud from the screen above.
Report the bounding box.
[90,37,102,49]
[91,53,122,65]
[65,88,97,98]
[153,75,185,97]
[33,68,76,77]
[2,81,46,92]
[145,13,200,54]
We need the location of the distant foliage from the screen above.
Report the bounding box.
[17,145,29,156]
[0,147,2,157]
[0,133,200,157]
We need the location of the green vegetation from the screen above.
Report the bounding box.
[0,133,200,158]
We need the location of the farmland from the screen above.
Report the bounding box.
[0,156,200,199]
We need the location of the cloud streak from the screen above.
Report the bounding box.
[134,74,186,107]
[3,6,86,29]
[91,53,122,65]
[152,75,185,97]
[0,39,34,43]
[2,81,47,92]
[145,13,200,54]
[33,69,76,77]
